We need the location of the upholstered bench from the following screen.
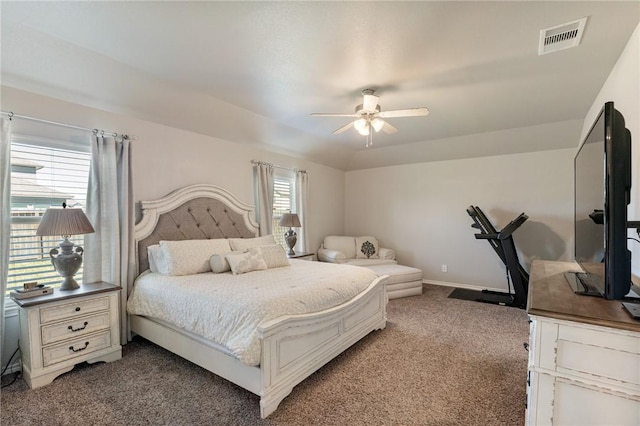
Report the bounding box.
[362,264,423,299]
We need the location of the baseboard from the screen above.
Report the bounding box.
[1,360,21,376]
[422,279,507,294]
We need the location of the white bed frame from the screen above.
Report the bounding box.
[130,184,388,418]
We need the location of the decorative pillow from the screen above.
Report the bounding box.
[209,251,242,273]
[159,239,232,276]
[147,244,165,274]
[226,248,268,275]
[355,236,380,259]
[228,235,276,251]
[259,245,290,269]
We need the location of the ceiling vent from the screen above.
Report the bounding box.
[538,17,587,55]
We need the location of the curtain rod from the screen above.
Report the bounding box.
[1,111,132,139]
[251,160,307,174]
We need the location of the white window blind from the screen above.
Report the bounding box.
[272,175,294,247]
[7,139,91,294]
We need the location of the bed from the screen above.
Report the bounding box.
[127,184,388,418]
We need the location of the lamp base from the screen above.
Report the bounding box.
[59,276,80,291]
[284,228,297,256]
[50,238,84,291]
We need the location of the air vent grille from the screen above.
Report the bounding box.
[539,17,587,55]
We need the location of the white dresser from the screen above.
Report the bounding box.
[526,260,640,426]
[13,282,122,388]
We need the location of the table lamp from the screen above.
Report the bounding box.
[279,213,301,255]
[36,203,95,290]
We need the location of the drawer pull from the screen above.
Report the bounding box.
[69,342,90,353]
[68,322,89,332]
[523,342,529,352]
[75,307,81,312]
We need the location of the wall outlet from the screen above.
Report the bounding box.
[441,264,448,273]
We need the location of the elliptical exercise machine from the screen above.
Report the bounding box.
[466,206,529,309]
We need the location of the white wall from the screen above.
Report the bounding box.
[345,147,575,291]
[343,23,640,293]
[580,23,640,279]
[1,86,346,370]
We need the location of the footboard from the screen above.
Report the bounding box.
[257,275,388,418]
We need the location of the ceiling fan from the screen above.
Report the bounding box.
[311,89,429,147]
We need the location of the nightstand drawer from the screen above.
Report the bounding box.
[40,296,110,324]
[42,330,111,367]
[41,311,111,346]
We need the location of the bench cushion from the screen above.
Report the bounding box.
[364,264,423,299]
[344,259,397,267]
[364,264,423,284]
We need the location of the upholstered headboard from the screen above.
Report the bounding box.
[134,184,259,274]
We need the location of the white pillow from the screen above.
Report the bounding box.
[323,236,356,259]
[379,247,396,260]
[209,251,242,273]
[258,245,290,269]
[228,235,276,251]
[355,236,380,259]
[226,248,268,275]
[147,244,165,273]
[159,239,232,276]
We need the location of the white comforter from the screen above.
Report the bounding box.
[127,260,378,366]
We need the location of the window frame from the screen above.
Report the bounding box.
[6,133,91,297]
[271,171,295,248]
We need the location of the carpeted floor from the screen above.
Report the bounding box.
[1,285,530,425]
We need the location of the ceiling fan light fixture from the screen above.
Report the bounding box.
[311,89,429,145]
[371,118,384,132]
[354,118,369,135]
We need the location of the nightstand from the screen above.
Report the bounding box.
[287,252,316,261]
[12,281,122,389]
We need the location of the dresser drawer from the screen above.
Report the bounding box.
[41,311,111,346]
[40,296,110,324]
[557,324,640,388]
[42,330,111,367]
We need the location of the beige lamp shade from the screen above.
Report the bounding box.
[279,213,301,228]
[36,207,95,237]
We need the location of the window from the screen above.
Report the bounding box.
[7,135,90,294]
[272,174,294,247]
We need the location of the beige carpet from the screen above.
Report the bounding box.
[1,285,530,425]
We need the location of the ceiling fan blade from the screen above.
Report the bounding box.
[362,94,379,113]
[380,120,398,134]
[311,112,360,117]
[378,107,430,118]
[332,121,355,134]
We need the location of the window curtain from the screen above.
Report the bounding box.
[294,170,309,252]
[253,162,274,236]
[0,118,11,348]
[83,135,134,345]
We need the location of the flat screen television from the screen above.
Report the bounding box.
[570,101,632,300]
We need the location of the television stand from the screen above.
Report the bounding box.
[527,260,640,426]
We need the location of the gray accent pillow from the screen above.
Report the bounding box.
[210,250,242,273]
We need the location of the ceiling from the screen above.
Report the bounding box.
[1,1,639,170]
